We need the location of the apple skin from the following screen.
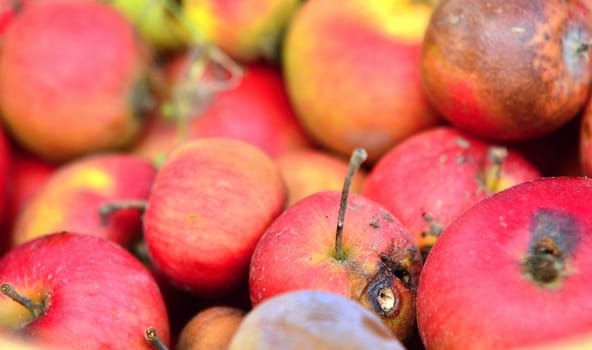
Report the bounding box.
[176,306,245,350]
[282,0,441,162]
[362,126,542,258]
[0,127,12,253]
[11,153,156,248]
[421,0,592,141]
[0,232,170,349]
[132,62,312,164]
[249,190,423,342]
[143,137,287,297]
[417,177,592,349]
[275,148,367,207]
[182,0,300,62]
[0,0,151,162]
[229,290,405,350]
[580,100,592,176]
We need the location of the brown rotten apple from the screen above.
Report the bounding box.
[422,0,592,141]
[417,177,592,349]
[249,149,423,342]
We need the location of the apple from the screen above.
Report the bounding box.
[0,0,152,162]
[11,153,156,248]
[132,60,312,164]
[421,0,592,141]
[1,149,54,255]
[0,126,12,254]
[0,232,170,349]
[417,176,592,349]
[275,148,366,207]
[176,306,245,350]
[362,126,542,258]
[229,290,405,349]
[249,148,423,342]
[181,0,301,63]
[143,137,286,297]
[580,99,592,176]
[282,0,441,162]
[108,0,191,52]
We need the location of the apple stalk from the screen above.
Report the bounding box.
[484,146,509,192]
[0,282,45,319]
[334,148,368,261]
[145,327,169,350]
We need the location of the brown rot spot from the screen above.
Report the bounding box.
[370,216,381,229]
[365,263,401,318]
[521,208,581,287]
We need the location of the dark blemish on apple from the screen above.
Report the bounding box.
[522,208,581,287]
[380,212,394,222]
[370,217,380,229]
[365,263,399,318]
[544,33,550,41]
[455,137,471,149]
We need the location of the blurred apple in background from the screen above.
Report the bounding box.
[0,232,170,349]
[417,177,592,349]
[362,126,542,258]
[0,0,152,162]
[275,148,366,207]
[11,153,155,248]
[229,290,405,350]
[143,138,286,297]
[421,0,592,141]
[283,0,441,162]
[176,306,245,350]
[1,149,55,255]
[108,0,191,53]
[182,0,301,63]
[132,59,312,164]
[580,100,592,176]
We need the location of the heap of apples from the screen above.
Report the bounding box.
[0,0,591,349]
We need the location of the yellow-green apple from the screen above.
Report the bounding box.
[143,137,286,297]
[421,0,592,141]
[0,0,152,162]
[417,177,592,349]
[362,126,542,258]
[108,0,191,52]
[1,149,55,255]
[176,306,245,350]
[181,0,301,62]
[249,149,423,342]
[282,0,441,162]
[132,61,312,164]
[275,148,366,207]
[0,232,170,349]
[229,290,405,349]
[11,153,156,248]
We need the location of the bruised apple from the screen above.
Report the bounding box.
[249,149,423,342]
[417,177,592,349]
[362,126,541,258]
[421,0,592,141]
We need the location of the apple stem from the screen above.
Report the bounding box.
[99,200,148,225]
[0,283,45,319]
[334,148,368,261]
[145,327,169,350]
[485,146,508,192]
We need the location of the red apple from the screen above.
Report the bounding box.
[282,0,441,162]
[132,61,312,164]
[421,0,592,141]
[249,149,423,342]
[229,290,405,349]
[0,0,151,162]
[362,126,542,258]
[417,176,592,349]
[275,148,367,207]
[11,153,156,248]
[0,232,170,349]
[0,126,12,254]
[143,137,286,296]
